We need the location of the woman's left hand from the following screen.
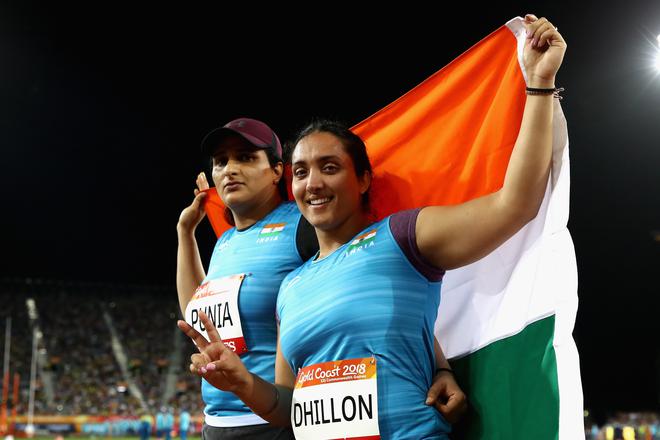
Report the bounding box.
[425,370,468,423]
[522,14,567,87]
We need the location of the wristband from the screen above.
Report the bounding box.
[526,86,564,100]
[260,385,280,417]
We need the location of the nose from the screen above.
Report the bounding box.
[305,168,324,193]
[223,159,240,177]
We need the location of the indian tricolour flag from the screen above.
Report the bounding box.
[259,223,286,238]
[352,16,583,440]
[347,229,377,252]
[203,16,583,440]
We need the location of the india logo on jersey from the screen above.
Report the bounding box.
[257,223,286,243]
[346,229,377,255]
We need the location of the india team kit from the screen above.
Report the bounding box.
[186,203,447,438]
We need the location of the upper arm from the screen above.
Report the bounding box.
[274,325,295,389]
[434,337,450,369]
[416,190,532,270]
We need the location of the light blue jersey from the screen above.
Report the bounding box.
[201,201,306,423]
[179,411,190,430]
[277,215,450,439]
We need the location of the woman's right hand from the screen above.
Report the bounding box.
[177,172,210,233]
[177,311,254,395]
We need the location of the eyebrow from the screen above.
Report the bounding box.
[292,155,342,166]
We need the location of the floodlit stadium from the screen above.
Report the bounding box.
[0,279,203,438]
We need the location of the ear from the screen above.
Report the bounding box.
[358,171,372,195]
[272,162,284,184]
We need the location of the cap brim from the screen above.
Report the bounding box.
[200,127,270,157]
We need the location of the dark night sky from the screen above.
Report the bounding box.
[2,1,659,417]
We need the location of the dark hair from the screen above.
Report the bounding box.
[292,119,373,208]
[215,147,287,227]
[266,148,289,201]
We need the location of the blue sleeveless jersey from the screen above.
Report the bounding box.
[202,201,304,419]
[277,216,450,439]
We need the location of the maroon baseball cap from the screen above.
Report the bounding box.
[200,117,283,159]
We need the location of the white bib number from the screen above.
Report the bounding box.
[185,274,248,355]
[291,357,380,440]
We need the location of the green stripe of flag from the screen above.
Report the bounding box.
[450,315,559,440]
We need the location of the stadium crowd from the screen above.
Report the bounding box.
[586,412,660,440]
[0,279,203,417]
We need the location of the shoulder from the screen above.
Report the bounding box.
[281,263,306,286]
[387,208,423,232]
[275,200,301,217]
[218,226,236,241]
[277,264,307,314]
[388,208,445,281]
[279,262,311,298]
[270,202,306,232]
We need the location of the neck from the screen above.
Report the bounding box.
[315,210,371,259]
[232,195,282,230]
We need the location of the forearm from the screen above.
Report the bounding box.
[176,227,206,316]
[237,374,293,427]
[499,86,555,219]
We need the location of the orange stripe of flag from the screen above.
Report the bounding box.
[204,25,524,237]
[352,25,525,221]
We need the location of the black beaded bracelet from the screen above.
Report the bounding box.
[526,86,564,100]
[435,367,454,376]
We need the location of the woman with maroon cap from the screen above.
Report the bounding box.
[177,118,466,438]
[177,117,315,439]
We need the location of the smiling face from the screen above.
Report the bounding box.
[291,131,371,234]
[210,134,282,215]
